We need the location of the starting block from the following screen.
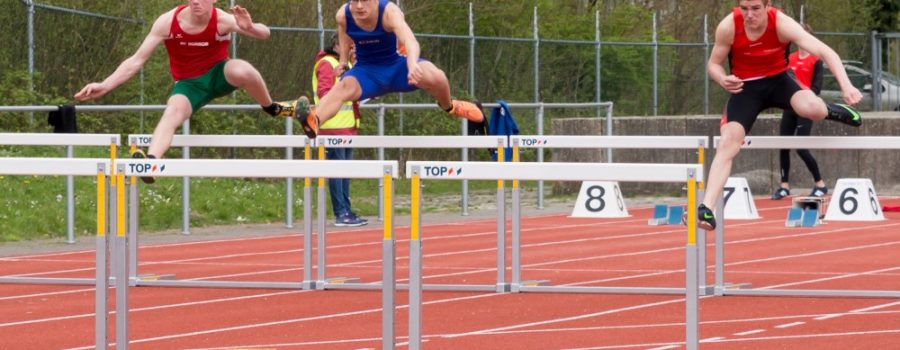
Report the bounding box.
[785,196,825,227]
[648,204,684,226]
[785,207,820,227]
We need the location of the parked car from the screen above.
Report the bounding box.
[820,61,900,111]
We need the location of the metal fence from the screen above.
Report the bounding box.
[9,0,899,132]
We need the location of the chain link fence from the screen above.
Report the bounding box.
[4,0,898,138]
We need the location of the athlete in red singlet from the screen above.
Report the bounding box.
[74,0,298,184]
[696,0,864,230]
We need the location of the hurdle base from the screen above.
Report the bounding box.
[325,276,361,285]
[520,279,551,287]
[715,282,752,295]
[135,273,176,281]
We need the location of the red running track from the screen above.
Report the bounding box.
[1,197,898,349]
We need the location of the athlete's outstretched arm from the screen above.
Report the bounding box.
[74,11,170,100]
[776,12,861,105]
[223,6,270,40]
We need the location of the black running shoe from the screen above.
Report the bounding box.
[131,149,156,184]
[772,187,790,200]
[809,186,828,197]
[697,204,716,230]
[826,103,862,127]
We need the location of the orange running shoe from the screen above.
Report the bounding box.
[295,96,319,139]
[447,100,485,123]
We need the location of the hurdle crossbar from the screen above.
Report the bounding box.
[129,134,310,148]
[716,136,900,149]
[711,136,900,299]
[0,133,121,146]
[512,135,708,149]
[117,158,396,179]
[407,161,704,183]
[315,135,504,149]
[0,157,108,176]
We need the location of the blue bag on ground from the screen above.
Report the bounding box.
[488,100,519,162]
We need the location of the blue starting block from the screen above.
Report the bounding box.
[648,204,685,226]
[785,203,822,227]
[785,196,825,227]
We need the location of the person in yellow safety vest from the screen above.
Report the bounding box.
[314,33,367,227]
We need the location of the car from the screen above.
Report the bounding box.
[820,61,900,111]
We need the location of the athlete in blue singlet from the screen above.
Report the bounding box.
[291,0,486,139]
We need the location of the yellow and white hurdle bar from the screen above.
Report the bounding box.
[406,161,704,350]
[711,136,900,299]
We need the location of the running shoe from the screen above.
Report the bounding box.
[697,204,716,230]
[772,187,790,200]
[348,212,369,225]
[265,98,301,118]
[809,186,828,197]
[295,96,319,139]
[131,149,156,184]
[447,100,485,123]
[826,103,862,127]
[335,213,366,227]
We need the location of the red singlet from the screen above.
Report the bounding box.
[163,5,230,81]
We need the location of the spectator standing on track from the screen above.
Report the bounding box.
[772,23,828,200]
[74,0,299,184]
[314,33,367,227]
[697,0,864,230]
[288,0,486,139]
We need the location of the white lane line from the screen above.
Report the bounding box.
[815,300,900,321]
[464,310,900,337]
[733,329,766,336]
[815,314,844,321]
[553,328,900,350]
[645,345,680,350]
[775,321,806,329]
[441,298,687,339]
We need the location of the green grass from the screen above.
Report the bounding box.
[0,145,519,242]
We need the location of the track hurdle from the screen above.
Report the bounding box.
[312,135,505,291]
[0,157,114,350]
[113,158,399,349]
[0,133,120,243]
[128,134,311,233]
[127,134,317,287]
[511,135,714,292]
[406,161,703,350]
[712,136,900,298]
